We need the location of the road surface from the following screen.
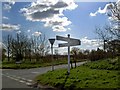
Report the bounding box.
[2,62,86,89]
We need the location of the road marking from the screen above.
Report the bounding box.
[2,74,33,86]
[26,82,33,86]
[27,79,33,82]
[31,72,40,74]
[21,78,27,81]
[19,80,25,83]
[12,78,19,81]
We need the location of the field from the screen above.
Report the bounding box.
[35,58,120,89]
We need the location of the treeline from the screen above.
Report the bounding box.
[2,34,119,64]
[70,45,119,62]
[2,33,49,63]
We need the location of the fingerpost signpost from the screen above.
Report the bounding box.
[56,34,81,74]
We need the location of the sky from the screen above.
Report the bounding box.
[1,0,115,54]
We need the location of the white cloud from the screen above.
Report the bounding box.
[32,31,42,36]
[89,12,97,17]
[21,9,60,21]
[52,25,67,32]
[81,37,102,50]
[20,0,78,32]
[89,3,114,17]
[3,0,15,11]
[3,16,9,20]
[44,16,71,27]
[68,28,71,30]
[0,24,20,31]
[44,16,72,31]
[16,30,21,34]
[27,29,31,32]
[52,1,68,9]
[3,3,12,10]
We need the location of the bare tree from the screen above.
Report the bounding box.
[31,33,50,62]
[95,1,120,55]
[9,33,29,62]
[95,25,112,51]
[2,47,6,61]
[3,35,12,61]
[107,1,120,39]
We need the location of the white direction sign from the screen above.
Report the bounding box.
[56,35,81,47]
[56,34,81,75]
[56,36,68,41]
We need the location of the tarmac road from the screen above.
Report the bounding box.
[2,61,86,89]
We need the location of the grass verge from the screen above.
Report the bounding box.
[1,59,68,69]
[35,58,119,89]
[1,59,87,69]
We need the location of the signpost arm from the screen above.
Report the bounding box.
[68,34,70,75]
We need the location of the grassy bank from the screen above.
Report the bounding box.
[35,58,119,89]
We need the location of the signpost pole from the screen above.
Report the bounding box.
[68,34,70,75]
[51,44,54,71]
[56,34,81,74]
[49,39,55,71]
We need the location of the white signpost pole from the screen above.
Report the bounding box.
[56,34,81,75]
[68,34,70,75]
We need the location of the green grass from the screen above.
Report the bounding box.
[1,59,68,69]
[2,63,42,69]
[1,58,87,69]
[83,57,119,70]
[35,58,119,89]
[2,62,59,69]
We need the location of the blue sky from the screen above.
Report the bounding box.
[1,1,111,53]
[63,2,109,38]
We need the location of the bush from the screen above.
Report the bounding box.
[89,49,105,61]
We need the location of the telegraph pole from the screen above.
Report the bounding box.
[7,35,10,62]
[103,40,107,51]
